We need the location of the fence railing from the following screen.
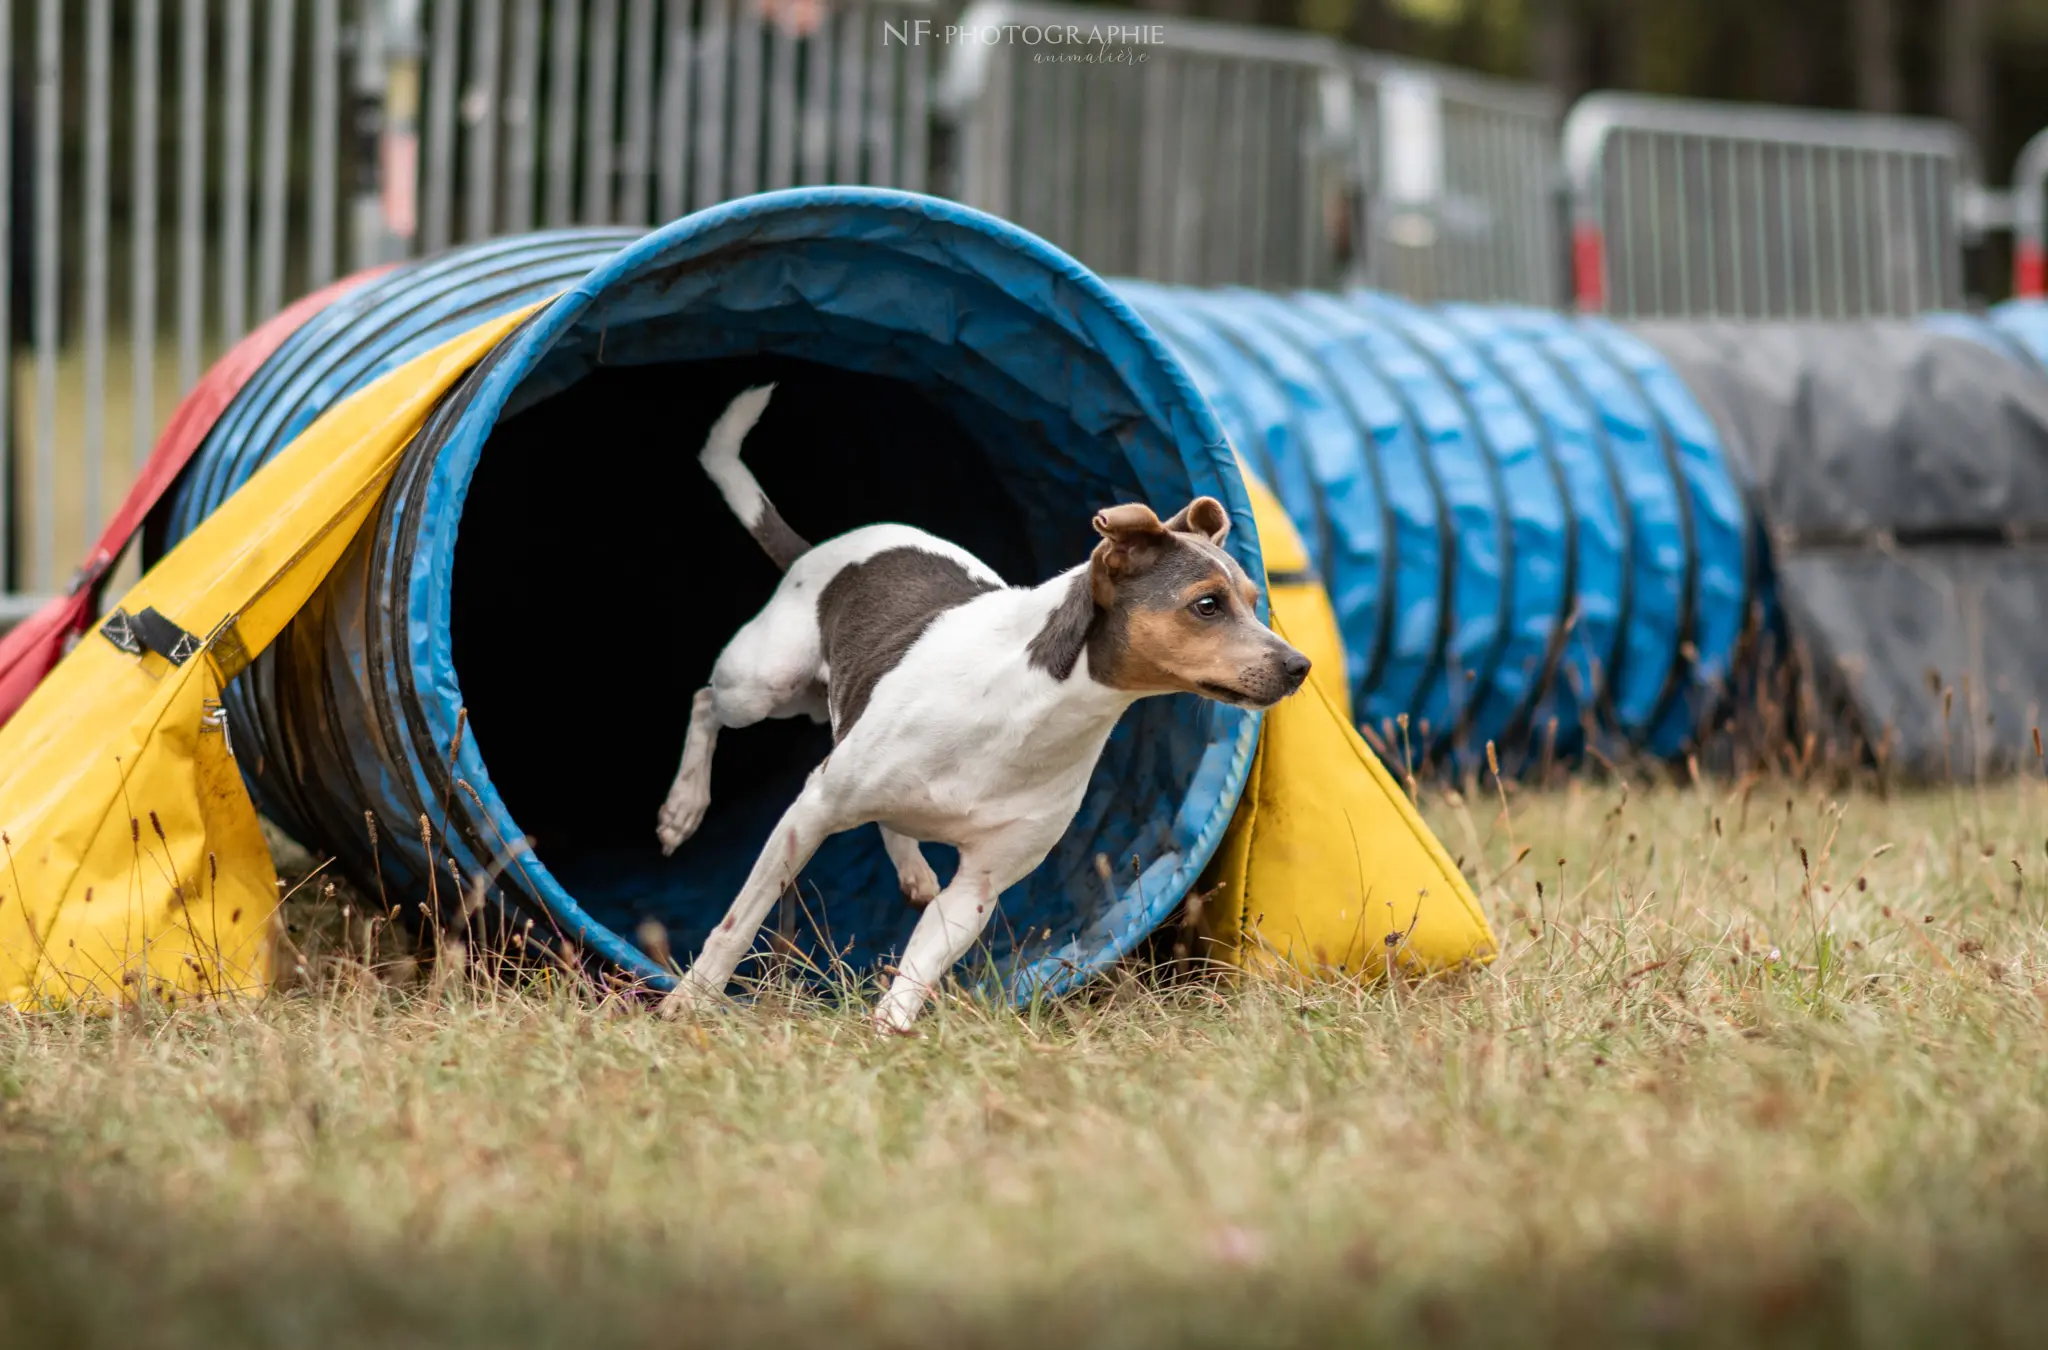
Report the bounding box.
[395,0,935,257]
[2016,126,2048,298]
[1564,92,1980,319]
[0,0,935,606]
[934,7,1565,301]
[1,0,360,608]
[938,1,1355,290]
[1353,52,1561,305]
[2,1,2022,621]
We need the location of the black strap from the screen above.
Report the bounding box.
[1265,567,1318,589]
[101,606,200,665]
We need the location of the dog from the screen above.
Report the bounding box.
[655,385,1311,1031]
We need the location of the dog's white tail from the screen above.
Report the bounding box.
[698,383,809,571]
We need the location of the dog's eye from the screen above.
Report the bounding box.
[1190,595,1224,619]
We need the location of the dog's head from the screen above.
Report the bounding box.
[1086,497,1310,709]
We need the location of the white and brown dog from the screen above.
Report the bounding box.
[655,385,1311,1031]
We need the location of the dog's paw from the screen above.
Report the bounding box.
[896,852,941,908]
[872,980,927,1035]
[658,975,718,1020]
[655,790,709,856]
[872,1003,922,1036]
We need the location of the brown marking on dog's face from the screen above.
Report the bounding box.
[1082,496,1310,708]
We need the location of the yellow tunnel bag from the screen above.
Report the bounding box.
[1203,471,1498,980]
[0,307,541,1007]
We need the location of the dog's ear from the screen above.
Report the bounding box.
[1089,503,1169,606]
[1162,496,1230,545]
[1092,503,1167,541]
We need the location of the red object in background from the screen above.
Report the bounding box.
[2018,241,2047,300]
[1572,223,1606,312]
[756,0,825,36]
[0,266,393,731]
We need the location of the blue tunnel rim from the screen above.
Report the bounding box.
[168,229,648,546]
[160,232,648,851]
[381,186,1266,1001]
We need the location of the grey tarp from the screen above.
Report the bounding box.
[1634,320,2048,775]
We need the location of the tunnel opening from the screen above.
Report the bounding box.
[161,191,1264,1002]
[450,355,1047,977]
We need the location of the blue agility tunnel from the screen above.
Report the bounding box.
[155,188,1263,1001]
[156,187,1768,997]
[1119,284,1758,767]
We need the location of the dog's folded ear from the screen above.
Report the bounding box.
[1162,496,1230,545]
[1092,503,1168,541]
[1089,503,1169,606]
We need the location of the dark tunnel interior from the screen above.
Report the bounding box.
[449,356,1040,969]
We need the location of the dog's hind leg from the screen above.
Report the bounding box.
[656,686,723,855]
[879,826,941,907]
[660,772,846,1016]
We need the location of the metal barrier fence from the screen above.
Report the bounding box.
[0,0,1568,615]
[937,1,1354,291]
[0,0,933,609]
[1353,52,1560,305]
[1564,92,1980,319]
[2,2,2009,619]
[398,0,934,255]
[0,0,358,610]
[935,4,1564,301]
[2016,126,2048,298]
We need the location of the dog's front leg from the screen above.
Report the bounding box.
[657,686,723,856]
[874,840,1038,1033]
[662,775,843,1017]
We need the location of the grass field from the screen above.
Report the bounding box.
[4,774,2048,1348]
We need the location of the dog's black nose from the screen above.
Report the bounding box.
[1282,650,1311,687]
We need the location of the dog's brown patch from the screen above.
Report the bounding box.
[1026,573,1099,680]
[817,547,998,738]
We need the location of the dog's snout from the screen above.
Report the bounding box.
[1261,647,1310,696]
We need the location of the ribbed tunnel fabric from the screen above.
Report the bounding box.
[1120,286,1756,768]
